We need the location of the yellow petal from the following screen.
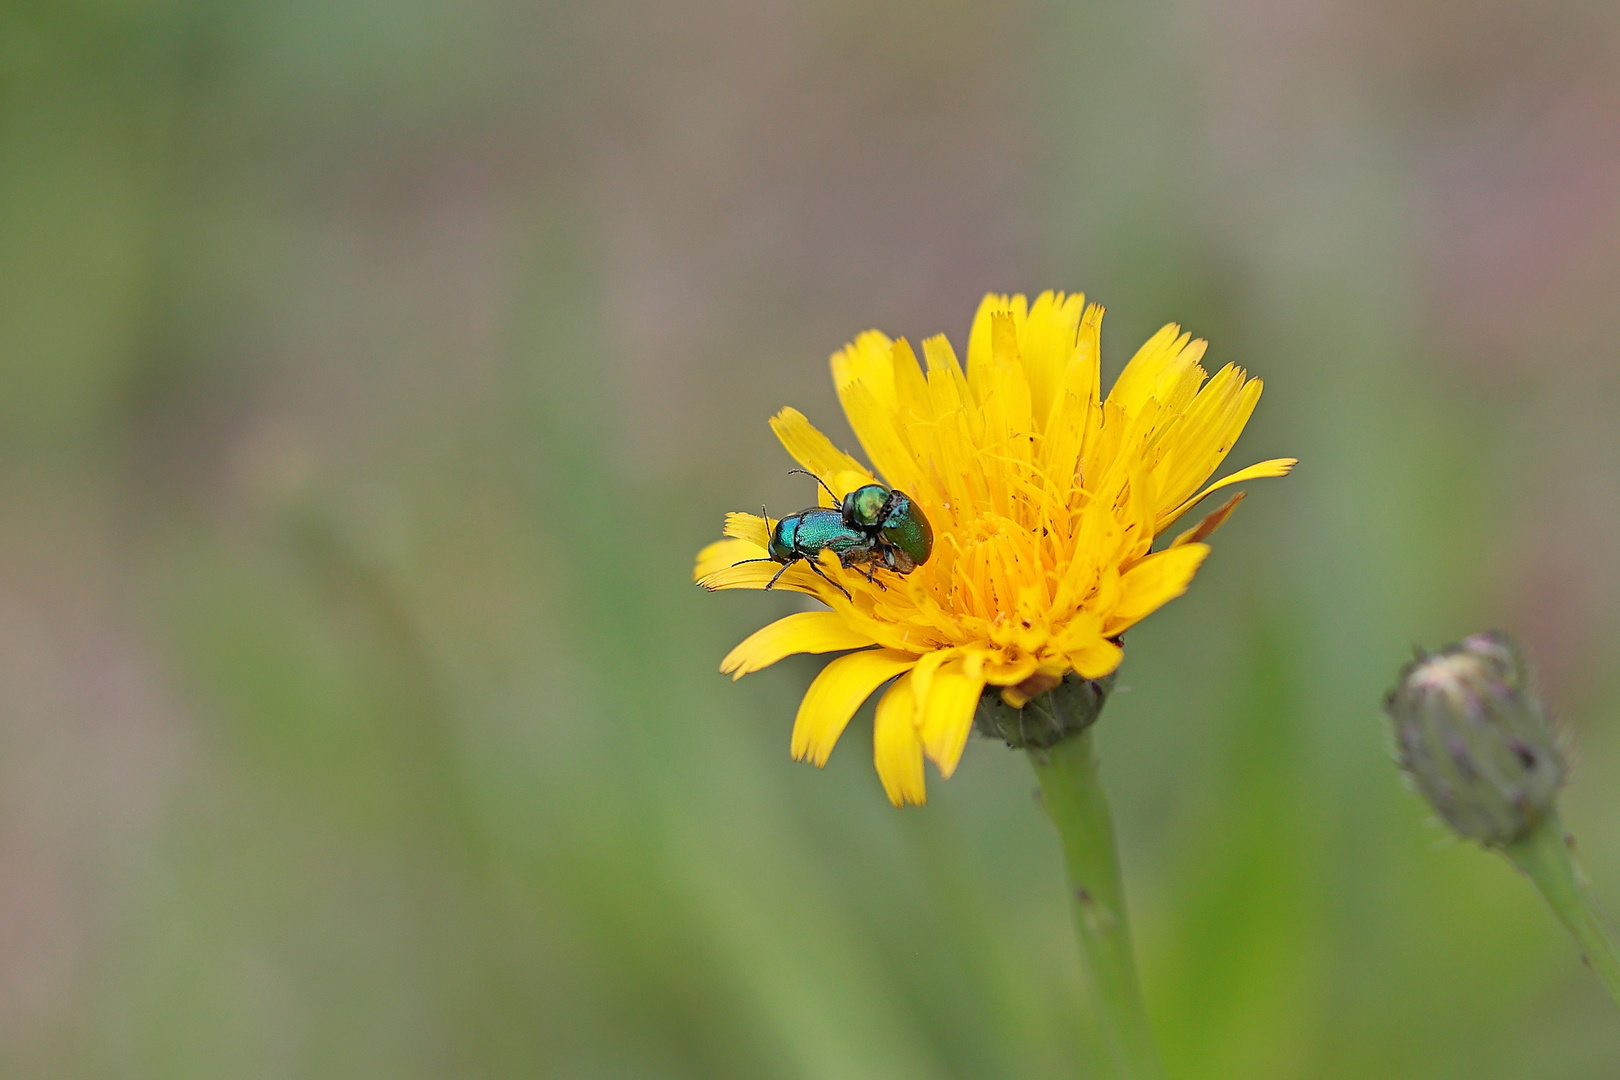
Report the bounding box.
[1157,457,1298,533]
[1106,323,1186,415]
[1067,638,1124,680]
[1149,363,1250,512]
[836,380,921,495]
[768,407,872,482]
[976,648,1040,687]
[720,611,878,680]
[697,557,818,596]
[723,512,773,549]
[921,334,972,417]
[917,658,986,778]
[830,330,898,411]
[889,338,932,425]
[978,311,1034,466]
[1039,301,1104,489]
[873,673,926,806]
[966,293,1017,398]
[1103,543,1210,637]
[791,649,918,767]
[695,537,765,581]
[1021,290,1087,429]
[906,646,956,715]
[831,331,924,491]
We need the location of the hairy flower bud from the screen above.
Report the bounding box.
[976,672,1116,750]
[1385,632,1565,846]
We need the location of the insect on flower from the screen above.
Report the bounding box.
[697,291,1295,805]
[838,481,934,574]
[730,471,930,600]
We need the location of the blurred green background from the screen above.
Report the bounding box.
[5,0,1620,1076]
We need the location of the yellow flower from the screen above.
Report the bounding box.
[695,292,1294,806]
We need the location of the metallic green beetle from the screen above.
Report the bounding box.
[787,469,935,574]
[839,482,934,572]
[731,506,898,601]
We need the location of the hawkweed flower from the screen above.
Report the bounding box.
[696,291,1295,805]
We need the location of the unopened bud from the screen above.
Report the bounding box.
[1385,632,1565,846]
[976,672,1115,750]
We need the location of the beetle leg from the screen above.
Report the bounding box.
[764,560,794,591]
[803,555,853,601]
[860,561,888,591]
[836,549,888,592]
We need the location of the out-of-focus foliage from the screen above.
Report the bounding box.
[3,1,1620,1077]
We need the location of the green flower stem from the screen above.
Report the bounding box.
[1029,730,1167,1080]
[1502,810,1620,1009]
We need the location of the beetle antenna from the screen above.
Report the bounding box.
[787,468,841,506]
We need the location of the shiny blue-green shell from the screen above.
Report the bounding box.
[840,484,933,568]
[876,491,932,566]
[769,508,878,565]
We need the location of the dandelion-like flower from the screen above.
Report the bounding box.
[696,292,1294,805]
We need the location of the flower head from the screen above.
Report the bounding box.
[1386,632,1566,845]
[696,292,1294,805]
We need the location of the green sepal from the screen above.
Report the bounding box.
[975,671,1116,750]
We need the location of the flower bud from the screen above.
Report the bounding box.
[976,672,1115,750]
[1385,632,1565,846]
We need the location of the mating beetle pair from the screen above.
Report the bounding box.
[744,471,934,600]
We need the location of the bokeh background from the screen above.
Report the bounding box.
[5,0,1620,1076]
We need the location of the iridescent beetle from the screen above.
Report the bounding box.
[759,507,895,600]
[732,472,934,601]
[788,470,934,574]
[835,480,934,573]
